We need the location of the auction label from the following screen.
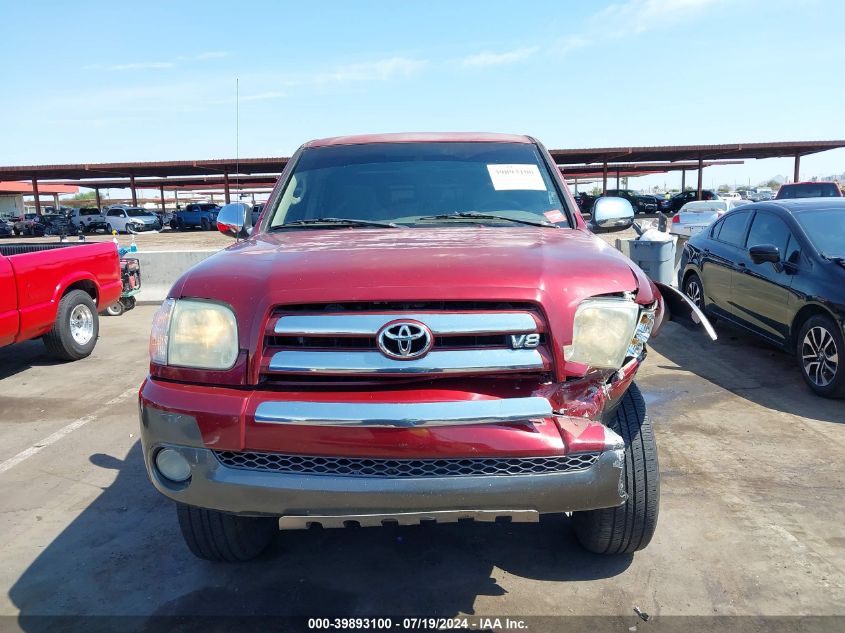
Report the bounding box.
[487,164,546,191]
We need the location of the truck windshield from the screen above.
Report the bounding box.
[267,142,570,229]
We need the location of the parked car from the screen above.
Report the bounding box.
[719,191,742,200]
[12,213,38,235]
[0,220,13,238]
[679,198,845,397]
[670,199,746,238]
[69,207,109,233]
[251,202,265,226]
[104,207,162,233]
[775,181,842,200]
[668,189,719,213]
[573,192,597,214]
[170,203,220,230]
[0,240,122,359]
[635,194,661,213]
[140,132,715,563]
[748,188,774,202]
[604,189,654,214]
[30,213,79,237]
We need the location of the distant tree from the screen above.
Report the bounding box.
[766,179,780,190]
[589,186,602,196]
[717,184,730,192]
[69,191,96,200]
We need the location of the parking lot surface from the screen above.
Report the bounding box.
[0,306,842,623]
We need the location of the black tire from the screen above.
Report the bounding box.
[201,218,210,231]
[683,271,717,323]
[797,314,845,398]
[572,383,660,555]
[170,219,178,230]
[13,228,20,236]
[176,504,277,562]
[43,289,99,361]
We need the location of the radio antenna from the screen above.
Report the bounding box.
[235,78,239,196]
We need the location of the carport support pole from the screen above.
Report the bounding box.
[224,171,231,204]
[32,178,42,215]
[602,163,608,195]
[159,186,166,214]
[793,154,801,183]
[697,156,703,200]
[130,174,137,206]
[95,188,101,210]
[616,169,621,189]
[681,170,686,192]
[53,193,59,209]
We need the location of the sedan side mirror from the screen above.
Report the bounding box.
[749,243,780,265]
[589,196,635,233]
[216,202,253,238]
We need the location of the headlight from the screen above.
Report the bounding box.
[149,298,238,369]
[563,298,648,369]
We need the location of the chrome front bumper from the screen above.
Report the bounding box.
[140,402,627,521]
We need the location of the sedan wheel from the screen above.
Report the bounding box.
[798,315,844,398]
[684,273,704,310]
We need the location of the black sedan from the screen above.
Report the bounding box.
[679,198,845,397]
[669,189,719,213]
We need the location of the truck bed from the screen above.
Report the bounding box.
[0,241,94,257]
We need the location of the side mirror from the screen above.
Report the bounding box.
[216,202,253,238]
[589,196,635,232]
[749,243,780,265]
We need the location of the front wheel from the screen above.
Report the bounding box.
[201,218,210,231]
[572,383,660,554]
[797,314,845,398]
[177,504,278,562]
[43,290,99,361]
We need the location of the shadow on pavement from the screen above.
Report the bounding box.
[649,321,843,423]
[0,340,63,381]
[9,442,632,625]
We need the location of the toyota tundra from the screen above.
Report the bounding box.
[139,133,712,562]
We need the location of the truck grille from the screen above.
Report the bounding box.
[260,301,551,380]
[214,451,600,478]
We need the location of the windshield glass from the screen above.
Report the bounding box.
[778,183,841,199]
[796,208,845,256]
[682,201,727,212]
[126,209,155,217]
[266,142,569,229]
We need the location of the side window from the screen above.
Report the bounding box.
[711,218,724,239]
[107,210,119,217]
[784,235,802,266]
[746,212,790,255]
[715,211,751,247]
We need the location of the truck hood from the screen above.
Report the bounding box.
[172,226,655,358]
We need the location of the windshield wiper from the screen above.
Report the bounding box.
[273,217,399,230]
[417,212,558,228]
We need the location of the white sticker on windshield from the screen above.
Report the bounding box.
[487,164,546,191]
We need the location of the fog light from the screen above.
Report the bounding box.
[155,448,191,482]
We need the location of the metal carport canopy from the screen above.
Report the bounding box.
[547,140,845,164]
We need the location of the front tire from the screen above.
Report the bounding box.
[176,504,277,562]
[104,302,125,317]
[572,383,660,554]
[43,290,99,361]
[201,218,210,231]
[797,314,845,398]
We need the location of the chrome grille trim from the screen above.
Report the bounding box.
[274,312,538,336]
[214,451,602,478]
[253,397,553,427]
[267,349,545,375]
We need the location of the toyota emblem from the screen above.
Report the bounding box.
[376,320,434,360]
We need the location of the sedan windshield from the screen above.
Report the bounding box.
[796,208,845,257]
[266,142,570,229]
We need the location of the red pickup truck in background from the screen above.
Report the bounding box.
[0,241,122,359]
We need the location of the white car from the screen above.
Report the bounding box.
[103,207,162,233]
[719,191,742,200]
[669,199,745,237]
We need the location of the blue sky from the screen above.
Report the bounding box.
[1,0,843,190]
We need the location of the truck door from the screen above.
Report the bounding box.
[0,254,19,347]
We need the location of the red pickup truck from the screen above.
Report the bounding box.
[140,133,713,562]
[0,241,122,359]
